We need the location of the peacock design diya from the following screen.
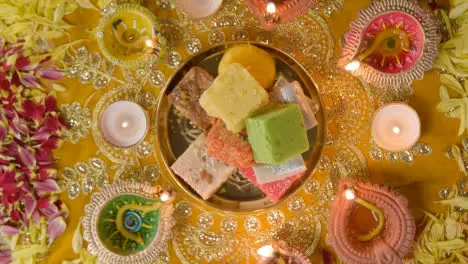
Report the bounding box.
[327,179,415,264]
[82,181,175,264]
[97,4,167,68]
[340,0,440,88]
[245,0,318,30]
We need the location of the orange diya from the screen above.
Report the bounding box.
[326,180,415,264]
[340,0,440,88]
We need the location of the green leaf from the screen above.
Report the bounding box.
[441,74,465,95]
[76,0,99,10]
[436,99,462,112]
[97,0,112,8]
[433,239,465,251]
[450,2,468,19]
[53,1,66,23]
[72,222,83,254]
[440,85,450,100]
[437,196,468,209]
[0,4,19,17]
[52,83,68,92]
[52,39,85,60]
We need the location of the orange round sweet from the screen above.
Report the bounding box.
[218,44,276,89]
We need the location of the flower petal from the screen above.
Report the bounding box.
[17,145,36,169]
[0,225,20,236]
[15,56,31,69]
[19,73,41,88]
[47,216,66,244]
[24,194,37,217]
[45,96,57,112]
[34,179,59,196]
[0,250,12,264]
[40,136,59,150]
[38,66,63,80]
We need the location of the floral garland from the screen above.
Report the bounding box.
[0,40,68,263]
[435,0,468,135]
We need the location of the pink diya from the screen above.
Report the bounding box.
[340,0,440,88]
[245,0,317,30]
[326,179,415,264]
[257,241,312,264]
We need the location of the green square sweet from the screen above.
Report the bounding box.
[246,104,309,165]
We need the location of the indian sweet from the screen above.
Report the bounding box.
[199,63,269,133]
[206,119,254,168]
[171,134,236,200]
[270,79,318,130]
[239,168,304,201]
[218,44,276,89]
[253,155,306,184]
[246,104,309,165]
[168,66,214,130]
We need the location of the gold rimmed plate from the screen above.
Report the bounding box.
[156,41,326,212]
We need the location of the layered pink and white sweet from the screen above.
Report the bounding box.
[326,179,415,264]
[339,0,440,88]
[245,0,317,30]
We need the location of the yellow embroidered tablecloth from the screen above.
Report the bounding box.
[37,0,463,263]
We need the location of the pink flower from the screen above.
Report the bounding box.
[0,41,64,90]
[0,40,68,247]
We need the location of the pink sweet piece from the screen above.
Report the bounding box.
[326,179,416,264]
[239,168,303,201]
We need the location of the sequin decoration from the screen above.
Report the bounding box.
[232,30,249,41]
[136,141,153,157]
[175,200,192,217]
[244,216,261,233]
[166,50,183,68]
[220,218,238,232]
[62,46,115,89]
[156,0,175,9]
[304,179,321,194]
[114,164,161,184]
[185,38,202,55]
[267,210,285,226]
[208,30,226,45]
[60,102,92,144]
[369,141,432,164]
[288,197,305,212]
[197,213,214,229]
[58,158,108,199]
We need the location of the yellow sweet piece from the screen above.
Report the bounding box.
[218,44,276,89]
[199,63,269,133]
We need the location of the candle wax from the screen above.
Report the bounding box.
[175,0,223,19]
[372,103,420,152]
[99,101,148,148]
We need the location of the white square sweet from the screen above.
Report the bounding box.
[253,155,307,184]
[270,79,318,130]
[171,134,235,200]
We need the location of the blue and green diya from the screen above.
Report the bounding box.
[83,181,175,263]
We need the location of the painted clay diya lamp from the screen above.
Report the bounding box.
[327,179,415,264]
[340,0,440,88]
[97,4,167,68]
[82,181,175,264]
[257,241,312,264]
[245,0,317,30]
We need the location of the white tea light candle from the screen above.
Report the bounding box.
[99,101,148,148]
[372,103,420,152]
[175,0,223,19]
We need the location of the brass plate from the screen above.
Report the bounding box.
[156,41,326,212]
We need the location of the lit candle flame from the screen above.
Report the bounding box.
[145,39,155,48]
[121,121,129,128]
[345,60,361,71]
[392,126,401,135]
[266,2,276,14]
[344,188,356,200]
[160,191,171,202]
[257,245,275,258]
